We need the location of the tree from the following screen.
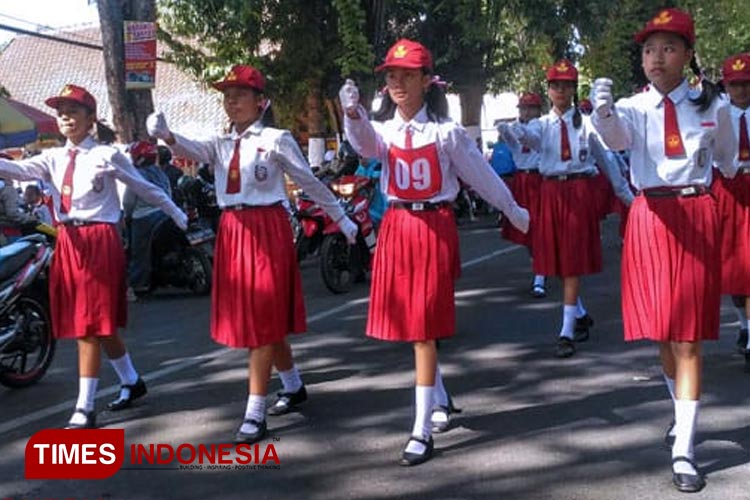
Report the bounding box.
[97,0,157,142]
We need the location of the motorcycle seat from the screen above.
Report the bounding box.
[0,241,37,282]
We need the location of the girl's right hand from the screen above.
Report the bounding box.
[339,79,360,116]
[592,78,614,118]
[146,111,173,141]
[506,205,530,234]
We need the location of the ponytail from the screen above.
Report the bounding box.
[94,120,116,145]
[572,93,582,129]
[688,54,719,112]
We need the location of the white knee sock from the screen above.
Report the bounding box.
[70,377,98,425]
[559,305,577,339]
[278,366,303,394]
[746,320,750,349]
[109,353,139,386]
[533,275,545,287]
[240,394,267,434]
[406,385,434,454]
[433,366,449,408]
[575,296,587,319]
[672,399,699,474]
[663,372,676,402]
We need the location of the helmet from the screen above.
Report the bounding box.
[130,141,158,167]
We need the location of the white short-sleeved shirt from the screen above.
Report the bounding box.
[532,109,599,177]
[507,119,541,171]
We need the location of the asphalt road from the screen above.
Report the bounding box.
[1,214,748,500]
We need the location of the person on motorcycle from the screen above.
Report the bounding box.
[22,184,53,225]
[147,65,358,444]
[340,39,529,466]
[123,141,173,298]
[0,84,188,429]
[0,174,35,244]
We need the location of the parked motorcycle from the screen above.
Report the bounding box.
[0,234,55,388]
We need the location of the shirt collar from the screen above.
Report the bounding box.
[730,103,750,119]
[394,105,429,133]
[645,79,690,108]
[225,120,264,140]
[65,136,97,152]
[549,107,575,122]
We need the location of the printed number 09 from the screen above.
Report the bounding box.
[394,158,431,190]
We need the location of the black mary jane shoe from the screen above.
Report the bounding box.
[431,396,462,433]
[399,435,434,467]
[672,456,706,493]
[555,337,576,358]
[65,408,97,429]
[744,352,750,373]
[106,377,147,411]
[267,385,308,416]
[235,418,268,444]
[530,283,547,299]
[737,329,749,354]
[573,314,594,342]
[664,420,676,448]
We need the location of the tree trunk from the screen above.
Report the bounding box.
[306,82,326,168]
[458,81,485,146]
[97,0,155,143]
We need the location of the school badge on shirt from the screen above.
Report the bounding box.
[254,147,268,181]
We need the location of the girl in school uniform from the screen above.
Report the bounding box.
[0,85,188,428]
[340,39,529,466]
[497,92,546,297]
[504,60,602,359]
[147,65,358,443]
[591,8,736,492]
[713,53,750,361]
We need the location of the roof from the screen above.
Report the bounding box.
[0,25,226,138]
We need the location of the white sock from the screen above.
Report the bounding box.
[406,385,434,454]
[559,305,577,339]
[746,319,750,349]
[735,304,747,326]
[533,275,545,287]
[109,353,139,386]
[432,367,449,425]
[672,399,699,475]
[278,366,303,394]
[663,372,676,403]
[240,394,267,434]
[70,377,98,425]
[575,297,587,319]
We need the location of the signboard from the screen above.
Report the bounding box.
[124,21,156,90]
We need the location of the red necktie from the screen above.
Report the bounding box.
[404,126,413,149]
[226,138,241,194]
[59,148,78,214]
[663,96,686,157]
[740,114,750,161]
[559,119,571,161]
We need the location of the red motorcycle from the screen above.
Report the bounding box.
[292,174,377,294]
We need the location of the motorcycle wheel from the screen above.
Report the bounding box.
[0,293,55,389]
[183,248,213,295]
[320,233,352,294]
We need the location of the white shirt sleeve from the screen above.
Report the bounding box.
[170,132,219,166]
[714,102,739,178]
[0,154,52,182]
[343,106,387,159]
[591,99,634,152]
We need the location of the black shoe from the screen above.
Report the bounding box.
[399,435,434,466]
[672,456,706,493]
[664,420,676,448]
[573,314,594,342]
[431,396,462,433]
[737,329,749,354]
[744,352,750,373]
[65,408,97,429]
[267,385,307,416]
[555,337,575,358]
[530,283,546,298]
[235,418,267,444]
[106,377,147,411]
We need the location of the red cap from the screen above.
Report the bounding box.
[517,92,543,107]
[45,84,97,115]
[722,53,750,84]
[212,65,266,92]
[579,98,593,113]
[376,39,433,73]
[129,141,158,167]
[546,59,578,82]
[634,8,695,46]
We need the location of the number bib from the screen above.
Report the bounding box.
[387,142,443,200]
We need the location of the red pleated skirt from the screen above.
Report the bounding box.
[50,223,127,339]
[713,172,750,295]
[502,170,542,248]
[532,177,602,277]
[622,193,720,342]
[211,206,306,348]
[592,171,617,219]
[367,205,460,342]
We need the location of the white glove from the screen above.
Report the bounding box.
[591,78,614,118]
[339,79,360,114]
[506,204,530,234]
[146,111,172,141]
[510,122,527,141]
[496,122,513,141]
[338,216,358,244]
[174,210,188,231]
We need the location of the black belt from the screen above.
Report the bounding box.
[389,201,451,212]
[517,168,540,174]
[223,202,283,211]
[639,185,709,198]
[61,219,104,227]
[499,173,514,179]
[739,167,750,175]
[544,172,593,181]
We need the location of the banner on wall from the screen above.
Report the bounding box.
[124,21,156,90]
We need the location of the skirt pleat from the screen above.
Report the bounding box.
[713,173,750,295]
[502,171,542,248]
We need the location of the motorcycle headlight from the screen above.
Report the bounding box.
[332,183,355,197]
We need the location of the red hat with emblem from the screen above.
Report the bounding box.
[634,8,695,46]
[45,84,97,115]
[546,59,578,82]
[213,65,266,92]
[722,53,750,83]
[579,98,593,113]
[376,39,433,73]
[517,92,543,107]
